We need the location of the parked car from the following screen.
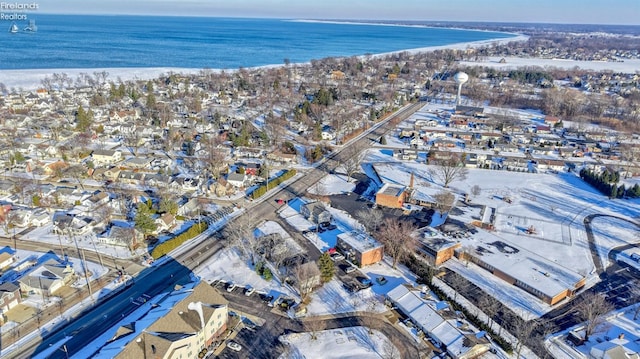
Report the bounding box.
[343,282,357,293]
[356,277,373,288]
[330,253,345,261]
[226,283,237,292]
[259,293,274,303]
[340,263,356,273]
[326,224,337,230]
[376,276,388,285]
[244,287,255,296]
[227,341,242,351]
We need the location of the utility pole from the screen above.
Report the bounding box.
[81,248,92,297]
[89,235,104,269]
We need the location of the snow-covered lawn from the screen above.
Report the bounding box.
[279,327,399,359]
[307,174,356,195]
[305,280,385,316]
[195,247,297,299]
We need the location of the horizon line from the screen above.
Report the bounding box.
[22,13,640,27]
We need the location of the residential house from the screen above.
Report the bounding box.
[53,214,95,236]
[266,151,296,164]
[589,336,640,359]
[336,231,384,267]
[99,224,141,249]
[96,282,229,359]
[91,149,123,166]
[227,172,247,188]
[123,157,152,170]
[43,160,69,177]
[0,246,16,270]
[0,282,21,318]
[83,192,110,209]
[18,255,75,296]
[300,201,331,225]
[155,213,176,233]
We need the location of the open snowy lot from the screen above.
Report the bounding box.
[279,327,399,359]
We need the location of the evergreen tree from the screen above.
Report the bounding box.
[134,202,157,239]
[146,81,156,110]
[159,198,178,215]
[318,252,335,283]
[75,106,92,132]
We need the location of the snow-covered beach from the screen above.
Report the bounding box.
[0,35,528,91]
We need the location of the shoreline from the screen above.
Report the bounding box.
[0,35,528,91]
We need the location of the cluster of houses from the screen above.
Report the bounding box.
[0,248,75,324]
[393,105,640,177]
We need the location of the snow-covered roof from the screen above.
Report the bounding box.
[337,230,382,254]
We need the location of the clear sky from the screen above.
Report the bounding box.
[34,0,639,25]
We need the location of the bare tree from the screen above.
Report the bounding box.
[222,216,261,265]
[428,154,467,188]
[201,133,227,179]
[510,315,535,359]
[303,319,325,340]
[575,292,614,341]
[446,273,467,301]
[377,218,417,269]
[292,261,320,301]
[433,190,456,214]
[381,337,402,359]
[340,142,367,182]
[478,295,500,333]
[355,209,383,233]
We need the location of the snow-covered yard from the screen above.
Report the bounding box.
[279,327,399,359]
[195,247,297,299]
[307,174,356,195]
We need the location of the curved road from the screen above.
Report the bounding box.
[583,213,640,275]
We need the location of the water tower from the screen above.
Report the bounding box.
[454,72,469,106]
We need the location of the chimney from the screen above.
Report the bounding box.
[618,333,625,340]
[187,302,205,330]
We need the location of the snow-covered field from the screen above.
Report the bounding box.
[361,142,640,319]
[279,327,399,359]
[306,174,355,196]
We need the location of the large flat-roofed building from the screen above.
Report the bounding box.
[458,241,586,305]
[336,231,384,267]
[375,183,407,209]
[94,282,229,359]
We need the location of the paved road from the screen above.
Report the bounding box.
[9,102,425,359]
